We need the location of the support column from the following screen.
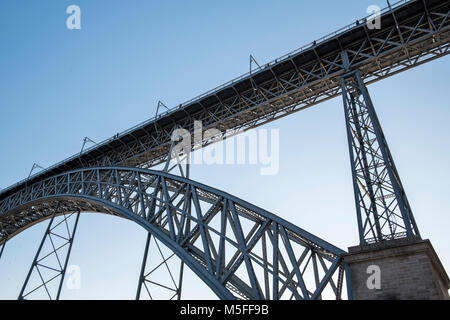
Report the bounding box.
[136,139,188,300]
[135,233,184,300]
[18,209,81,300]
[136,232,152,300]
[340,62,449,299]
[340,69,419,244]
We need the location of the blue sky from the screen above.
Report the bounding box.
[0,0,449,299]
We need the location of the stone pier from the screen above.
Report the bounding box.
[343,237,449,300]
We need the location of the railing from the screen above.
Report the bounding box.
[0,0,411,197]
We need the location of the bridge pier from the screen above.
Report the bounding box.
[340,62,449,299]
[343,237,449,300]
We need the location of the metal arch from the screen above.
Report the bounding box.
[0,167,348,300]
[136,232,185,300]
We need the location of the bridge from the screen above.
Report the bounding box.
[0,0,449,300]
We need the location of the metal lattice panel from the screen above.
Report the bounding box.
[1,0,450,301]
[136,232,185,300]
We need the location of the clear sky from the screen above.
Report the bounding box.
[0,0,449,299]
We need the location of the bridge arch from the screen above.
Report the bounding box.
[0,167,347,300]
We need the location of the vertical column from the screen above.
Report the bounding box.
[340,67,419,244]
[136,151,188,300]
[135,233,184,300]
[0,238,6,260]
[136,232,152,300]
[18,208,81,300]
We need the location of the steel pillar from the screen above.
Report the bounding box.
[135,233,184,300]
[340,69,420,244]
[136,140,187,300]
[0,239,6,261]
[18,208,81,300]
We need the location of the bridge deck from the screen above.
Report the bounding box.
[1,0,449,201]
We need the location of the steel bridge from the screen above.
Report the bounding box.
[0,0,449,300]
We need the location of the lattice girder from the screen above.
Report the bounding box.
[0,167,347,300]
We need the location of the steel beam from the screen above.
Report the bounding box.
[1,0,448,202]
[1,167,346,300]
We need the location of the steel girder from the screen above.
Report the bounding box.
[0,167,347,300]
[341,70,420,244]
[1,0,449,201]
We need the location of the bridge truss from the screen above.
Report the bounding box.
[0,167,347,300]
[0,0,449,299]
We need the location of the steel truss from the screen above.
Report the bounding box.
[0,0,449,300]
[87,0,450,170]
[340,70,420,244]
[1,0,448,201]
[136,146,187,300]
[18,206,80,300]
[0,167,348,300]
[136,232,185,300]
